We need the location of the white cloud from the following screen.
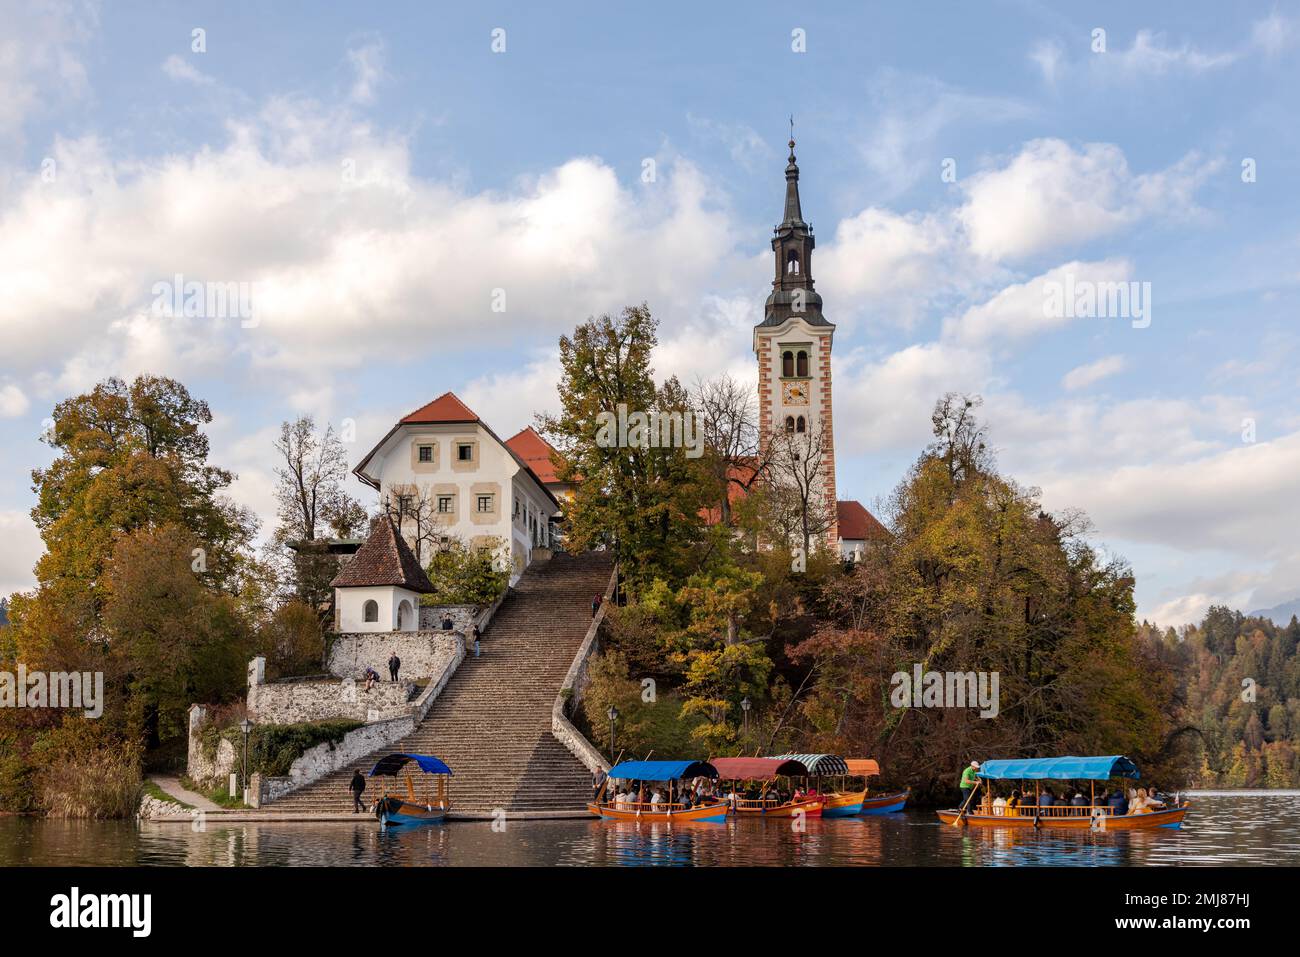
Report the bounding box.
[0,0,95,142]
[1104,30,1238,76]
[161,54,215,86]
[346,41,387,104]
[835,341,993,455]
[956,139,1216,261]
[0,509,43,599]
[944,259,1132,343]
[1036,430,1300,557]
[1252,12,1299,59]
[0,383,29,417]
[0,108,740,406]
[856,70,1031,196]
[1029,39,1063,85]
[818,208,958,311]
[1061,354,1127,391]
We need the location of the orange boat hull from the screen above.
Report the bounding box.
[935,803,1190,830]
[588,801,729,823]
[733,798,823,818]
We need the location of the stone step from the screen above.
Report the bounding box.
[265,551,613,812]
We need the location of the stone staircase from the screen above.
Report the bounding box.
[265,550,614,814]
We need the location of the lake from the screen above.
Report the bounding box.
[2,791,1297,867]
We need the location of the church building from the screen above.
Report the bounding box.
[752,134,883,558]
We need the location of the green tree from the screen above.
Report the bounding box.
[422,537,509,606]
[539,305,708,595]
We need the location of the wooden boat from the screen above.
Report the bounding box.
[590,759,729,823]
[820,758,909,817]
[710,757,823,818]
[936,755,1190,830]
[770,753,898,817]
[368,752,452,827]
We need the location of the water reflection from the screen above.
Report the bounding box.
[1,792,1297,867]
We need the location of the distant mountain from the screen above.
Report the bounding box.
[1250,597,1300,625]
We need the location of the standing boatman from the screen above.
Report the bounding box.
[959,760,981,806]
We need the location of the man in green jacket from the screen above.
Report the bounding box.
[959,761,981,806]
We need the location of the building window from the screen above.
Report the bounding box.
[796,416,806,433]
[457,444,473,462]
[417,444,433,463]
[477,494,493,513]
[796,350,808,377]
[363,600,379,623]
[786,249,800,274]
[784,416,795,433]
[397,494,412,516]
[782,350,794,377]
[437,495,453,513]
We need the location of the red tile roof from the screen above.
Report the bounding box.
[401,392,479,424]
[505,427,565,486]
[837,499,888,542]
[330,519,434,593]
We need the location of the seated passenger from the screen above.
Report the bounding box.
[1070,792,1088,807]
[650,789,663,806]
[1006,789,1022,816]
[992,795,1007,816]
[1038,789,1055,808]
[1128,787,1150,814]
[1108,790,1127,814]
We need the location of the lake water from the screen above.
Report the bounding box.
[2,791,1297,867]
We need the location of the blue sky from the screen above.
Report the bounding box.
[1,1,1297,623]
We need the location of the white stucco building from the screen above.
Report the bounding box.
[353,392,562,583]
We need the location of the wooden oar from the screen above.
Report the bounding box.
[951,779,981,827]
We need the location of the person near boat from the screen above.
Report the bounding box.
[349,769,367,813]
[959,761,980,805]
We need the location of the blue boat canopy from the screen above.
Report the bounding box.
[607,760,718,781]
[369,753,453,777]
[770,753,850,776]
[977,756,1140,781]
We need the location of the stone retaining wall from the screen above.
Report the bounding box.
[551,562,618,775]
[417,604,479,632]
[247,671,418,724]
[186,704,237,787]
[327,631,460,681]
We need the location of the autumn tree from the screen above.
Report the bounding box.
[539,305,708,594]
[269,415,367,615]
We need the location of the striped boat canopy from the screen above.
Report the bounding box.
[977,755,1141,781]
[770,753,850,776]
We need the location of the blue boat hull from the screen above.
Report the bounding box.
[861,799,907,815]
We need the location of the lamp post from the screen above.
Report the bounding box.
[607,704,619,760]
[741,696,751,736]
[239,718,252,804]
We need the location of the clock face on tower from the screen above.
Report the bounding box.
[782,380,809,406]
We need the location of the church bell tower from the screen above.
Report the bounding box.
[753,131,838,549]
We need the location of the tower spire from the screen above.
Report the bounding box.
[783,117,804,226]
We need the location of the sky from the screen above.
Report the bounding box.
[1,1,1297,625]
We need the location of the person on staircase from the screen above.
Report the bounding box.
[388,652,400,683]
[471,623,481,658]
[591,594,602,618]
[349,769,367,813]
